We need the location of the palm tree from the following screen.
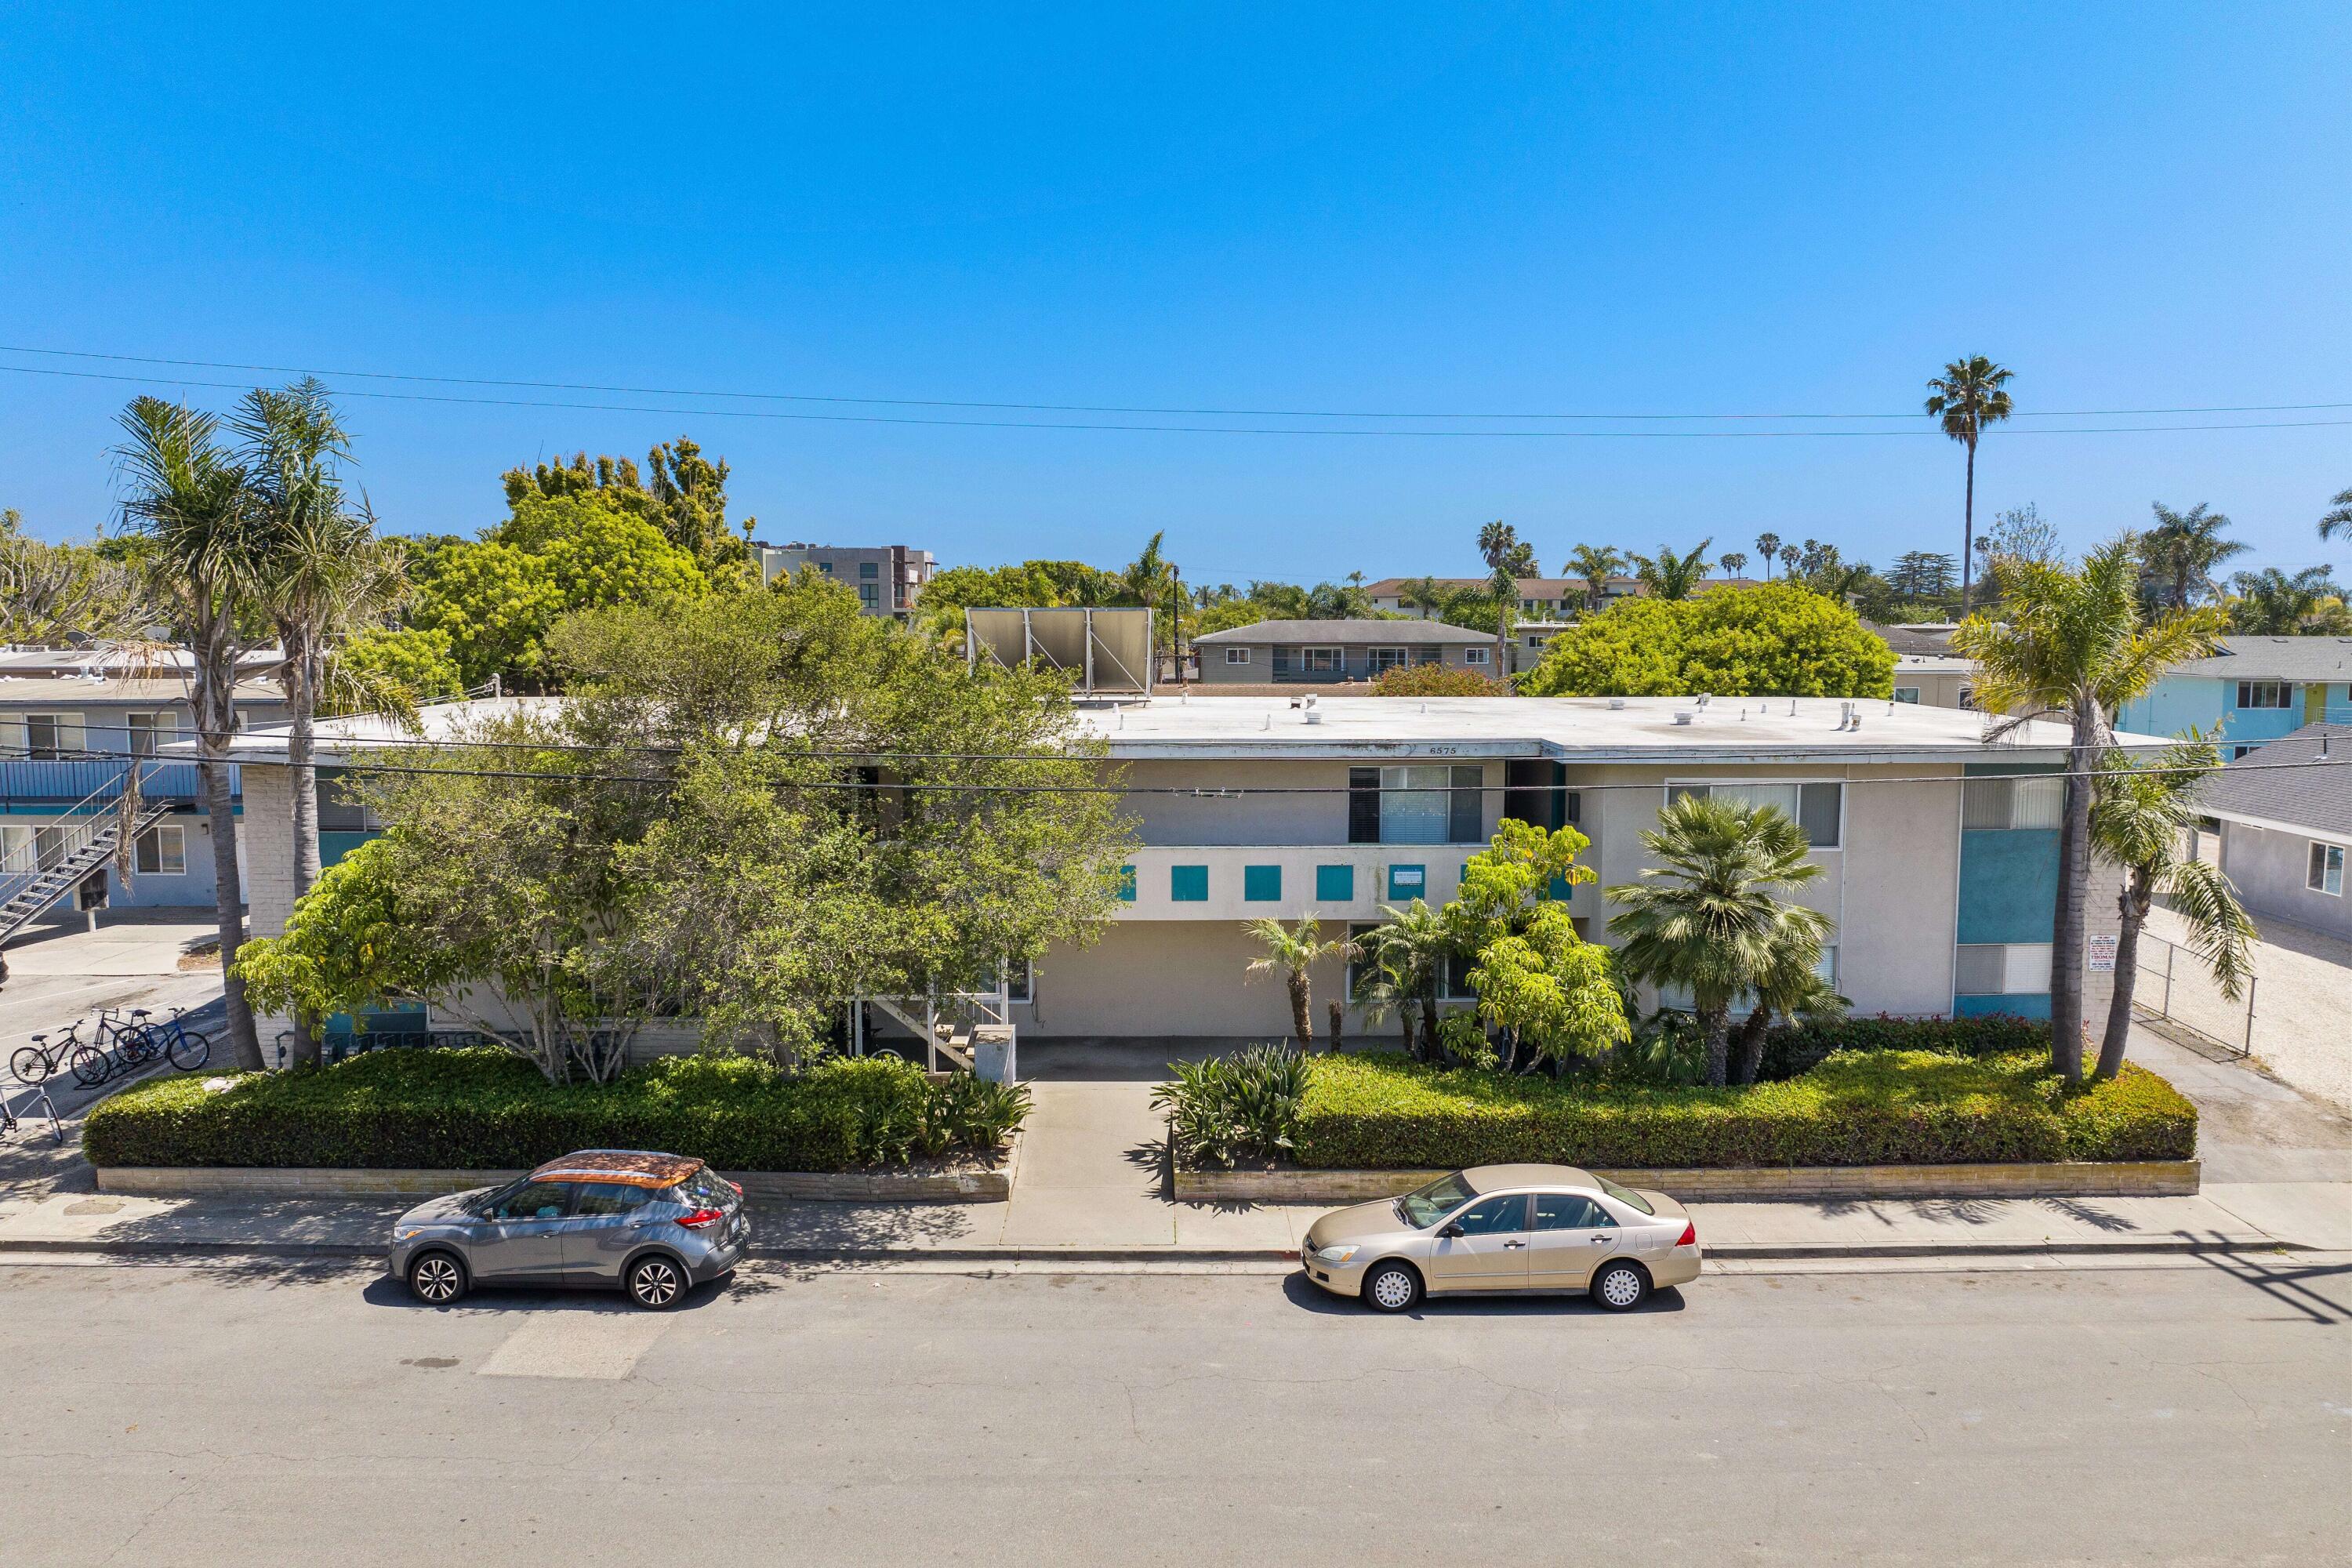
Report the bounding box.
[1399,575,1447,620]
[1925,355,2016,616]
[1726,933,1847,1086]
[2319,485,2352,546]
[1476,521,1528,673]
[1777,543,1799,577]
[1605,795,1832,1087]
[2089,740,2256,1080]
[1242,913,1359,1049]
[1359,900,1455,1061]
[1952,539,2224,1083]
[1121,532,1179,672]
[1754,532,1782,579]
[1564,544,1626,613]
[112,397,268,1071]
[2227,567,2339,634]
[1628,539,1714,601]
[1719,550,1750,579]
[2141,503,2245,611]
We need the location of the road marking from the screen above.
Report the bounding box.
[477,1308,671,1379]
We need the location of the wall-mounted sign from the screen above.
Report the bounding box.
[2087,934,2117,973]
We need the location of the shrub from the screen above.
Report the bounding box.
[1758,1013,2050,1081]
[1369,662,1514,698]
[1278,1048,2194,1171]
[83,1048,1027,1172]
[1151,1044,1310,1168]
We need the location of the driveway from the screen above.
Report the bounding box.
[2147,903,2352,1115]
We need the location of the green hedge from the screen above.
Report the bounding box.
[1290,1050,2195,1171]
[83,1048,1025,1172]
[1758,1014,2051,1080]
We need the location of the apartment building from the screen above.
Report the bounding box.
[2114,637,2352,757]
[752,542,935,617]
[1363,576,1637,620]
[1192,619,1497,684]
[2194,723,2352,941]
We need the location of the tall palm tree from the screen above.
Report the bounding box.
[2089,740,2256,1080]
[112,397,268,1071]
[1628,539,1714,601]
[2318,485,2352,546]
[2227,566,2339,634]
[1719,550,1750,579]
[1399,574,1448,620]
[1754,532,1782,579]
[1359,899,1455,1062]
[1121,531,1179,670]
[1564,544,1626,613]
[2141,503,2245,611]
[1777,543,1799,577]
[1953,539,2223,1083]
[1605,795,1831,1087]
[1242,913,1359,1049]
[1476,521,1529,673]
[1925,355,2015,616]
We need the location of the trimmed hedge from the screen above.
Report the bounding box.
[83,1048,1025,1172]
[1290,1049,2195,1171]
[1758,1013,2051,1081]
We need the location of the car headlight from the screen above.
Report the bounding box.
[1314,1244,1360,1265]
[397,1229,424,1240]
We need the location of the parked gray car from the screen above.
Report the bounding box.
[390,1149,750,1309]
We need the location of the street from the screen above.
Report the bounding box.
[4,1256,2347,1566]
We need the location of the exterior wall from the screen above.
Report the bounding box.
[755,543,933,615]
[2220,819,2352,941]
[1890,671,1973,709]
[1023,919,1407,1043]
[2117,676,2352,750]
[1196,641,1491,684]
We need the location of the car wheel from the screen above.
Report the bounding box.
[408,1251,467,1305]
[1591,1259,1650,1312]
[627,1254,687,1310]
[1360,1260,1422,1313]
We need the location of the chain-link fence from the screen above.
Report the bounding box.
[2131,928,2256,1058]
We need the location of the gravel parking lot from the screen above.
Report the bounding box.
[2147,905,2352,1115]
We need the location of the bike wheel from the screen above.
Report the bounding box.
[9,1045,49,1083]
[117,1028,155,1065]
[166,1030,211,1072]
[68,1045,109,1087]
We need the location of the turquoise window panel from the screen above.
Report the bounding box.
[1243,865,1282,902]
[320,829,379,869]
[1315,864,1355,902]
[1387,863,1428,902]
[1957,829,2060,946]
[1953,993,2051,1021]
[1171,865,1209,902]
[1117,865,1136,902]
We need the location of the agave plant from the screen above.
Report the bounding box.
[1151,1044,1310,1169]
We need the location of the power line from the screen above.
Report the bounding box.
[9,357,2352,440]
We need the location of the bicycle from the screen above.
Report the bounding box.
[99,1008,158,1069]
[138,1007,212,1073]
[9,1029,107,1087]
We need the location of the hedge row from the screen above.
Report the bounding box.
[1291,1049,2196,1171]
[1757,1013,2052,1081]
[83,1048,1022,1172]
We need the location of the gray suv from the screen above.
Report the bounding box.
[390,1149,751,1309]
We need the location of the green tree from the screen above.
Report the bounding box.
[0,529,155,644]
[2319,485,2352,547]
[1465,902,1628,1071]
[1887,550,1959,601]
[1723,932,1847,1087]
[1718,550,1749,579]
[1524,581,1895,698]
[1754,532,1782,579]
[1925,354,2016,615]
[1399,574,1450,619]
[2227,567,2343,634]
[1564,544,1626,612]
[2140,503,2245,612]
[1476,521,1534,672]
[503,438,748,575]
[1604,794,1832,1087]
[1952,539,2223,1083]
[1357,898,1456,1062]
[1628,538,1713,600]
[2090,742,2256,1080]
[1243,914,1359,1049]
[329,626,463,708]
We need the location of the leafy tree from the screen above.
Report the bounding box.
[1953,539,2223,1084]
[1628,538,1712,600]
[330,626,463,708]
[1369,662,1512,697]
[1753,532,1782,579]
[1972,503,2066,609]
[1605,794,1831,1087]
[2140,503,2245,612]
[1465,902,1627,1071]
[1189,598,1271,637]
[1396,575,1449,619]
[1524,582,1895,698]
[503,438,748,575]
[1925,354,2016,615]
[1247,579,1313,619]
[1243,915,1358,1049]
[1887,550,1959,601]
[0,528,155,644]
[1563,544,1626,612]
[2090,740,2256,1080]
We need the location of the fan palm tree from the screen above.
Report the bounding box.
[1924,355,2016,615]
[1718,550,1749,579]
[1726,933,1848,1086]
[1777,543,1799,576]
[1476,521,1531,673]
[1359,899,1455,1061]
[1605,794,1832,1087]
[1952,539,2224,1083]
[1754,532,1782,579]
[2227,566,2339,634]
[2089,740,2256,1080]
[1399,575,1448,621]
[1628,539,1714,601]
[1242,913,1359,1050]
[2141,503,2245,611]
[2319,485,2352,546]
[1563,544,1626,613]
[111,397,269,1071]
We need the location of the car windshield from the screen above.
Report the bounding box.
[673,1164,732,1209]
[1396,1172,1480,1229]
[462,1181,517,1218]
[1595,1174,1654,1216]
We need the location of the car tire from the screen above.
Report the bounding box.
[1590,1259,1650,1312]
[626,1253,688,1311]
[1360,1260,1422,1314]
[407,1250,467,1305]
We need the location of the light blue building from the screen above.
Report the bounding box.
[2114,637,2352,757]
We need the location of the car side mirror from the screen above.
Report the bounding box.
[1439,1222,1465,1239]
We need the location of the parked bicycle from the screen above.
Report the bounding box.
[137,1007,212,1072]
[9,1029,106,1087]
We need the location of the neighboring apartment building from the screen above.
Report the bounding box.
[2194,723,2352,941]
[1364,576,1639,620]
[2114,637,2352,757]
[226,691,2129,1048]
[753,541,936,617]
[1192,619,1499,684]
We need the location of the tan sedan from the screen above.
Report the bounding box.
[1300,1163,1700,1312]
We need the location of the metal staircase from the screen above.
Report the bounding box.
[0,768,176,944]
[859,987,1018,1080]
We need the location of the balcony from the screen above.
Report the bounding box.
[0,758,220,805]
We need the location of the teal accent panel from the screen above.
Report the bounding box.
[1953,993,2051,1020]
[1958,829,2059,945]
[1315,864,1354,902]
[320,829,379,869]
[1548,873,1573,899]
[1171,864,1208,902]
[1243,864,1282,902]
[1387,863,1428,901]
[1117,865,1136,902]
[325,1002,429,1038]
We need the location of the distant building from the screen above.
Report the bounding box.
[1191,619,1498,684]
[2194,722,2352,940]
[1363,576,1640,620]
[753,542,935,618]
[2114,637,2352,757]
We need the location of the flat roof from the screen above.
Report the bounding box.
[1192,619,1490,645]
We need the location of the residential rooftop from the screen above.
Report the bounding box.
[2165,637,2352,682]
[1190,619,1490,645]
[2194,723,2352,838]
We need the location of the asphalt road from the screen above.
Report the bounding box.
[3,1255,2348,1566]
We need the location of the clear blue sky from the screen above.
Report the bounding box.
[5,5,2349,586]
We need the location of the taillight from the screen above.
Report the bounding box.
[1674,1221,1697,1247]
[676,1207,726,1229]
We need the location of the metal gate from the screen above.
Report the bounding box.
[2131,928,2256,1058]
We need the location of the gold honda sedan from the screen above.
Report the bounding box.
[1300,1163,1700,1312]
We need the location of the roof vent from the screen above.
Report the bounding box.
[1673,710,1697,725]
[1305,708,1323,725]
[1607,697,1627,711]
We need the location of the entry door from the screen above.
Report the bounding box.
[1423,1194,1531,1290]
[1524,1192,1621,1290]
[473,1180,575,1281]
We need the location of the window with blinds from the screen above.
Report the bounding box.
[1962,775,2064,830]
[1668,781,1842,847]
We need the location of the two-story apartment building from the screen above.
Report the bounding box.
[1364,576,1638,620]
[2114,637,2352,757]
[752,542,935,618]
[2193,722,2352,941]
[1192,620,1498,684]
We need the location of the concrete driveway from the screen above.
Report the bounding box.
[2147,903,2352,1115]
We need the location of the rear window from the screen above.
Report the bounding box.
[673,1165,735,1208]
[1594,1175,1655,1216]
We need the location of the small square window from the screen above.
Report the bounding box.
[858,561,879,579]
[1243,865,1282,902]
[2309,842,2345,896]
[1893,687,1921,704]
[1171,865,1209,902]
[1315,864,1355,902]
[1464,647,1491,666]
[135,823,186,876]
[1224,647,1250,666]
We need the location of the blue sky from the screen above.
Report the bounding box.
[4,5,2349,586]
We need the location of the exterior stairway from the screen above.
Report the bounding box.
[0,802,175,945]
[862,993,1018,1081]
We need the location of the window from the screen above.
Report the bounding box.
[1316,864,1355,902]
[1243,865,1282,902]
[1955,943,2054,995]
[2230,744,2259,760]
[1116,865,1136,902]
[125,711,179,755]
[489,1181,571,1221]
[1449,1194,1528,1235]
[1962,775,2064,830]
[1301,647,1341,673]
[1670,782,1842,848]
[1372,764,1483,845]
[134,824,186,876]
[572,1182,655,1217]
[1957,685,1976,710]
[1463,646,1491,666]
[2238,680,2292,710]
[1387,864,1426,902]
[1531,1192,1614,1231]
[1005,960,1035,1003]
[858,584,879,608]
[2309,842,2346,896]
[1893,687,1921,705]
[1170,864,1208,902]
[1366,647,1409,673]
[858,561,879,579]
[1224,647,1251,666]
[23,713,82,759]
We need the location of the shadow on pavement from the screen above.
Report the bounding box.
[1278,1271,1688,1317]
[2189,1245,2352,1326]
[361,1272,737,1313]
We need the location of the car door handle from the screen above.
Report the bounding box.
[1592,1235,1613,1243]
[1502,1240,1527,1249]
